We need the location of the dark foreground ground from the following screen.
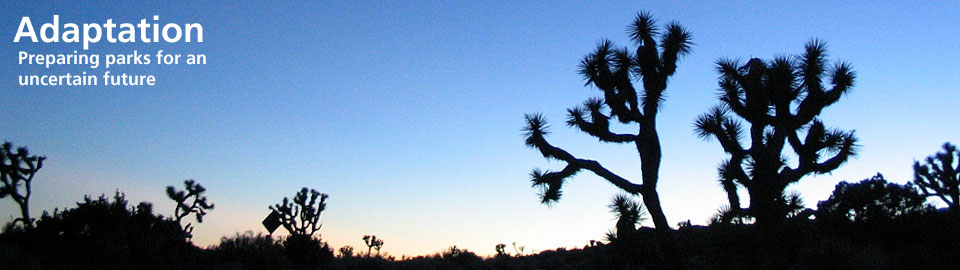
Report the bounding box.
[2,210,958,270]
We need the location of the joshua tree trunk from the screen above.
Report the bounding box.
[639,126,666,229]
[637,126,682,267]
[747,185,783,228]
[20,200,31,229]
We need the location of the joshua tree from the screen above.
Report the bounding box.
[695,40,858,227]
[914,142,960,212]
[495,243,508,257]
[523,12,690,266]
[0,142,45,229]
[270,187,328,237]
[362,235,384,257]
[166,179,214,238]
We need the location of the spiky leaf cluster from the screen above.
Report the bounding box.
[608,194,647,242]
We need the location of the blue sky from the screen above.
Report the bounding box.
[2,1,959,256]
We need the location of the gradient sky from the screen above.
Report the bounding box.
[2,1,959,257]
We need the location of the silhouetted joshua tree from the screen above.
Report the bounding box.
[270,187,328,236]
[363,235,384,257]
[0,142,45,229]
[914,142,960,213]
[695,40,858,227]
[166,179,214,238]
[523,12,690,266]
[495,243,508,257]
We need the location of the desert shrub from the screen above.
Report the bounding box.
[817,173,930,225]
[209,231,289,269]
[338,245,354,258]
[440,245,481,266]
[284,234,333,269]
[1,191,194,269]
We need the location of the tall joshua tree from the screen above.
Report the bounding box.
[0,142,45,229]
[166,179,215,238]
[523,12,690,266]
[695,40,858,227]
[914,142,959,213]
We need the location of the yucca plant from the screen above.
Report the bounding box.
[607,194,647,242]
[166,179,214,238]
[270,187,328,237]
[523,12,691,267]
[363,234,384,257]
[0,142,45,230]
[695,40,858,227]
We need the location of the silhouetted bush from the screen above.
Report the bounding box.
[339,245,354,258]
[1,191,194,269]
[817,173,930,224]
[440,245,481,266]
[284,233,333,269]
[209,231,290,269]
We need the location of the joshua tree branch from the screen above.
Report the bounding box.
[529,137,643,193]
[695,107,746,157]
[566,107,638,143]
[525,115,643,198]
